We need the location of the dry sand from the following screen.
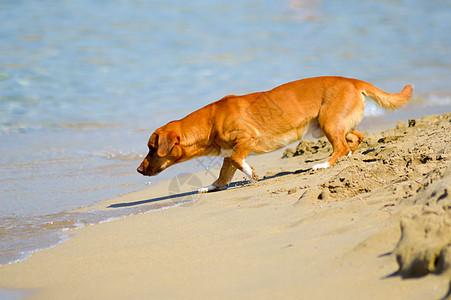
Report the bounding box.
[0,113,450,299]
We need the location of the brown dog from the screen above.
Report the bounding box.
[137,76,413,192]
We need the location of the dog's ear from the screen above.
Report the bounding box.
[157,132,180,157]
[148,133,158,149]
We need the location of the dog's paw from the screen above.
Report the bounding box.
[252,173,259,182]
[198,185,220,193]
[312,161,330,170]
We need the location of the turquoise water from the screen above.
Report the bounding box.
[0,0,450,265]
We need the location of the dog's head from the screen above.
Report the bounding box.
[137,129,182,176]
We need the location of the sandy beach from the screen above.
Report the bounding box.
[0,113,450,299]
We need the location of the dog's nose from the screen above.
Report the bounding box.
[137,165,144,174]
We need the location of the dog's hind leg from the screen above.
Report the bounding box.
[346,129,364,153]
[313,108,353,170]
[313,130,350,170]
[313,86,365,170]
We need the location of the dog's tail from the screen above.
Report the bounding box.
[358,81,414,110]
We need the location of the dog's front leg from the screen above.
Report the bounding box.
[212,157,237,187]
[229,141,259,183]
[198,157,237,193]
[233,157,258,182]
[198,137,258,193]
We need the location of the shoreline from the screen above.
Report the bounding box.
[0,112,450,299]
[1,102,449,268]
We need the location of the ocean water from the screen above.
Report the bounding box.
[1,0,450,265]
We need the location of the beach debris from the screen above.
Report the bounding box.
[282,139,330,158]
[395,169,451,277]
[287,188,297,195]
[394,208,451,277]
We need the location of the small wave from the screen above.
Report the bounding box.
[100,150,144,161]
[363,93,451,118]
[0,121,120,135]
[426,94,451,106]
[0,194,199,266]
[407,93,451,107]
[0,123,43,135]
[56,122,120,130]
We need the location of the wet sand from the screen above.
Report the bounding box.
[0,113,450,299]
